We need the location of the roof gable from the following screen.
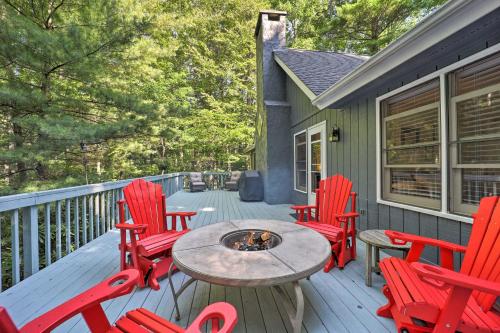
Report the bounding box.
[274,49,366,98]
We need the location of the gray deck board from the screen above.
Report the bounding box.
[0,190,395,332]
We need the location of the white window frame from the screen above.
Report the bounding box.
[376,42,500,224]
[293,129,307,193]
[307,121,327,205]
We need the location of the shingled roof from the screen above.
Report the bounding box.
[274,49,367,96]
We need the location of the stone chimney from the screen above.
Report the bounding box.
[254,10,292,204]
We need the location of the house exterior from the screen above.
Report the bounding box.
[254,1,500,264]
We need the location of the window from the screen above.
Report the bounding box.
[381,80,441,209]
[449,52,500,215]
[294,131,307,192]
[377,49,500,220]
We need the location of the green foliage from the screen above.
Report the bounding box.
[0,0,262,195]
[268,0,447,55]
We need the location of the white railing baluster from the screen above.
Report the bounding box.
[44,203,51,266]
[22,205,39,277]
[106,191,111,231]
[74,197,79,249]
[111,190,116,227]
[65,199,71,254]
[11,210,20,284]
[89,194,94,241]
[56,201,62,260]
[95,193,100,237]
[100,193,105,234]
[82,196,87,245]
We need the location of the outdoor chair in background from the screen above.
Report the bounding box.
[0,269,238,333]
[189,172,207,192]
[225,171,241,191]
[117,179,196,290]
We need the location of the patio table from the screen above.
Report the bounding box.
[358,229,411,287]
[168,219,331,333]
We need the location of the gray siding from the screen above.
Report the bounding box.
[285,8,500,263]
[287,76,471,264]
[274,8,500,264]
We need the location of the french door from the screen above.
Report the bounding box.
[307,122,327,205]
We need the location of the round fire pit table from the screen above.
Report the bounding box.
[168,219,331,333]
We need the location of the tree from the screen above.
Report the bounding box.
[0,0,155,193]
[268,0,447,55]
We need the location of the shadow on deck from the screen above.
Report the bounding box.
[0,190,395,333]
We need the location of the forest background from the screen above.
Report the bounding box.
[0,0,446,195]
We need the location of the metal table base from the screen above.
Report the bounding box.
[168,263,305,333]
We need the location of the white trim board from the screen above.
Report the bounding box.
[293,129,307,194]
[312,0,500,110]
[274,54,317,100]
[374,45,500,225]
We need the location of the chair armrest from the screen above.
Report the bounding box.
[20,270,139,333]
[291,205,317,222]
[116,223,147,234]
[165,211,196,217]
[385,230,466,253]
[411,262,500,296]
[185,302,238,333]
[335,212,359,220]
[165,211,196,230]
[291,205,316,210]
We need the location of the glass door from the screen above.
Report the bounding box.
[307,122,327,205]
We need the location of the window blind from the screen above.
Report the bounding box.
[381,79,441,209]
[450,52,500,214]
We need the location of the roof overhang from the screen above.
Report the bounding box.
[312,0,500,110]
[274,54,317,100]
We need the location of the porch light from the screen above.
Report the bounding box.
[329,125,340,142]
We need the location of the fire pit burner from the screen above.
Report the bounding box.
[221,229,282,251]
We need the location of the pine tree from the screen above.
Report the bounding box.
[0,0,154,192]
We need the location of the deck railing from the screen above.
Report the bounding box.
[0,171,230,290]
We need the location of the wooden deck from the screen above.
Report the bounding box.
[0,190,395,333]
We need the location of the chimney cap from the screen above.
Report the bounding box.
[255,10,287,38]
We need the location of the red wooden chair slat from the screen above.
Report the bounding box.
[377,196,500,333]
[117,179,196,290]
[291,174,358,271]
[0,269,237,333]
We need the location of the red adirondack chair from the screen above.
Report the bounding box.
[377,196,500,333]
[117,179,196,290]
[291,174,358,272]
[0,269,238,333]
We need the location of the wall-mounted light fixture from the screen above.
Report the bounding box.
[329,125,340,142]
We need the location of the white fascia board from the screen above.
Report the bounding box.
[274,54,317,100]
[312,0,500,110]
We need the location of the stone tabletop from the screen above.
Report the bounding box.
[358,229,411,250]
[172,219,331,287]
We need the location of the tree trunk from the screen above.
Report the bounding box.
[12,123,27,186]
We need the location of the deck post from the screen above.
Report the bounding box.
[22,205,39,277]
